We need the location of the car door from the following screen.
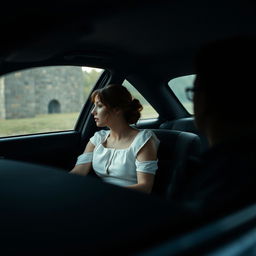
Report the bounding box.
[0,65,108,171]
[0,65,164,171]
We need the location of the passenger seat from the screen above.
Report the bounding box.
[151,129,201,200]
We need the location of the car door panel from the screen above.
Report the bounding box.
[0,68,110,171]
[0,131,83,170]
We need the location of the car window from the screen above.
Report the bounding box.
[122,80,159,119]
[168,74,195,114]
[0,66,104,137]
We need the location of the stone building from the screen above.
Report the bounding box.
[0,66,85,119]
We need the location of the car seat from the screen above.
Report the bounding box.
[151,129,201,199]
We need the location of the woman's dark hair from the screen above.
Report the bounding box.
[91,84,143,124]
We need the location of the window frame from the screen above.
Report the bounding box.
[0,65,105,139]
[167,74,196,115]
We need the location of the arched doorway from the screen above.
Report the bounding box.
[48,99,61,114]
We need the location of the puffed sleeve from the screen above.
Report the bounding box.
[134,129,160,156]
[135,159,158,175]
[90,130,109,146]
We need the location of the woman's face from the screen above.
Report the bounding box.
[91,95,111,127]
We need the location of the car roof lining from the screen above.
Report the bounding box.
[1,0,256,79]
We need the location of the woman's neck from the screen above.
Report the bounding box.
[108,122,137,140]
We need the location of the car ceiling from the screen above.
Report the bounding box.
[1,0,256,80]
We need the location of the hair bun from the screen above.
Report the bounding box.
[130,99,143,111]
[91,84,143,124]
[124,98,143,124]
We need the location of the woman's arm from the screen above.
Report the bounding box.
[125,172,155,194]
[70,141,95,176]
[126,138,158,194]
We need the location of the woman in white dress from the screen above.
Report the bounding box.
[70,84,159,194]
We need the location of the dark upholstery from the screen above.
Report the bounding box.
[151,129,201,199]
[0,159,181,255]
[160,117,209,153]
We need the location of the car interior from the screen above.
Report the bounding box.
[1,0,256,255]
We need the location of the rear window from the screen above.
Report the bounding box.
[168,74,195,114]
[123,80,159,119]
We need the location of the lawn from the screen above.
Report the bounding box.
[0,105,157,137]
[0,113,79,137]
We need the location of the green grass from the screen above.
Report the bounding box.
[0,105,158,137]
[0,113,79,137]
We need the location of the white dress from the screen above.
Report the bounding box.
[89,129,160,187]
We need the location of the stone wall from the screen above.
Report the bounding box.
[4,70,36,119]
[1,66,85,119]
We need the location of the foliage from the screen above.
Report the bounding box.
[83,69,103,98]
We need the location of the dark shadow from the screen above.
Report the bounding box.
[48,99,61,114]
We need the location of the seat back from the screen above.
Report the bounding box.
[160,117,209,153]
[151,129,201,199]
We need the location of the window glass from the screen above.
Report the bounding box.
[123,80,158,119]
[168,74,195,114]
[0,66,104,137]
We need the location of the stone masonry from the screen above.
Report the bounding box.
[0,66,85,119]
